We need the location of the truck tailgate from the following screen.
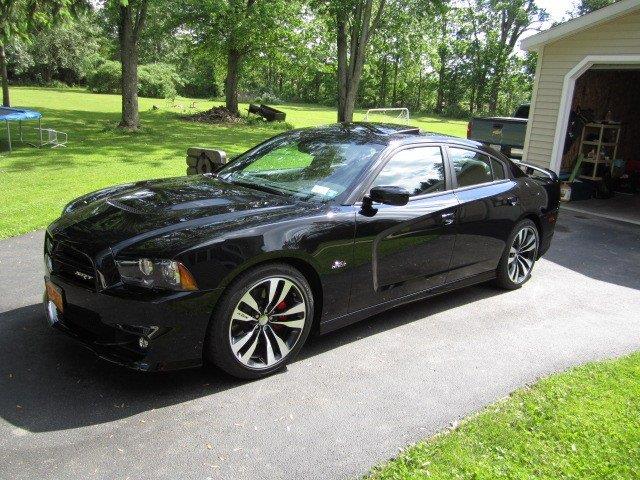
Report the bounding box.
[468,117,528,149]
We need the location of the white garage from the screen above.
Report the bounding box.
[521,0,640,222]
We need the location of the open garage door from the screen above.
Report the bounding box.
[559,66,640,225]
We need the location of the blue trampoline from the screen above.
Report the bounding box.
[1,107,43,152]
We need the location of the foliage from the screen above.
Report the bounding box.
[86,59,121,93]
[87,60,183,99]
[5,0,557,117]
[138,63,182,99]
[0,87,466,239]
[6,13,104,85]
[574,0,619,16]
[0,0,86,105]
[369,351,640,479]
[177,0,305,113]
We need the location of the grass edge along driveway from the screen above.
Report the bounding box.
[368,351,640,480]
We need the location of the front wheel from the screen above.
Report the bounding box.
[495,219,539,290]
[205,264,314,379]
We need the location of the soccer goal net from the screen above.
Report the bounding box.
[363,108,410,124]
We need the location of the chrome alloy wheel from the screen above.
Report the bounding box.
[508,226,538,284]
[228,276,307,369]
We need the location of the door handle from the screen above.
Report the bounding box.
[506,196,519,206]
[441,212,455,225]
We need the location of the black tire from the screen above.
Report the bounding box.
[205,263,314,379]
[495,219,539,290]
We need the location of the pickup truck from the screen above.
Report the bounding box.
[467,103,529,158]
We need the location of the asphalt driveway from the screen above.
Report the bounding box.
[1,211,639,480]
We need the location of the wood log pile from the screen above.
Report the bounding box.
[186,147,228,175]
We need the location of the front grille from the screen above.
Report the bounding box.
[50,241,97,289]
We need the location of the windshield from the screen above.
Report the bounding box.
[217,129,386,202]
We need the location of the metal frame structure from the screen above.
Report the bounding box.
[364,108,410,124]
[1,107,67,152]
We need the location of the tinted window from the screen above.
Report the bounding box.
[491,158,506,180]
[449,148,493,187]
[373,147,446,197]
[514,104,530,119]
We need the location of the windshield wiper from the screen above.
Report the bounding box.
[226,179,290,198]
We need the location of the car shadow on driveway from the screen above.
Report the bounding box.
[546,212,640,291]
[0,283,505,433]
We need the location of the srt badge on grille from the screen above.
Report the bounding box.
[74,271,94,281]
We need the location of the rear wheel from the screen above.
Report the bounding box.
[495,219,539,290]
[205,264,314,379]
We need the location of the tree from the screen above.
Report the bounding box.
[321,0,387,122]
[482,0,546,112]
[1,0,80,106]
[181,0,296,115]
[12,13,104,85]
[574,0,618,16]
[114,0,148,129]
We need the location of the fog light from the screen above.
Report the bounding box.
[138,336,149,349]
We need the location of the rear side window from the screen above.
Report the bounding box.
[491,158,506,180]
[514,104,530,119]
[449,148,493,187]
[373,147,446,197]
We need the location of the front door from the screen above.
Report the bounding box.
[349,145,459,312]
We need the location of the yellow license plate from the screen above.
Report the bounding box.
[45,280,64,313]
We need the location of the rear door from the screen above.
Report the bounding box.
[349,145,459,312]
[445,147,523,283]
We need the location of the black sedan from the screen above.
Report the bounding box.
[43,123,560,378]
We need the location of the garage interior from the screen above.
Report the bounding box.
[560,67,640,224]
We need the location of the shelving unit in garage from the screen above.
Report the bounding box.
[578,122,621,180]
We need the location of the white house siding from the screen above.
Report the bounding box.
[523,9,640,168]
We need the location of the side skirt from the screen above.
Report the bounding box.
[318,271,496,335]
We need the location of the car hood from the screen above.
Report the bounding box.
[48,175,306,255]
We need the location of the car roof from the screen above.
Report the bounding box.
[299,122,486,150]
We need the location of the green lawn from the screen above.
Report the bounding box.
[0,87,467,239]
[368,352,640,480]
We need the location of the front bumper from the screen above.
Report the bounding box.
[43,274,223,371]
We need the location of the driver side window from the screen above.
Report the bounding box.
[373,147,446,197]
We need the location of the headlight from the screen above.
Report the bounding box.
[115,258,198,291]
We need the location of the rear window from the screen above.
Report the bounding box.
[514,104,530,119]
[491,158,506,180]
[449,148,493,187]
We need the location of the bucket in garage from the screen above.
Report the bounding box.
[560,182,572,202]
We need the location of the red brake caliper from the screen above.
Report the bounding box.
[273,301,287,331]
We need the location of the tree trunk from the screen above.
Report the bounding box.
[435,56,446,114]
[0,44,10,107]
[379,56,388,106]
[336,17,349,122]
[335,0,384,122]
[225,49,241,115]
[488,66,502,113]
[416,65,423,112]
[118,3,144,130]
[391,55,399,106]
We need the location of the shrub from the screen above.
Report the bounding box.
[138,63,183,100]
[87,60,121,94]
[87,61,183,99]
